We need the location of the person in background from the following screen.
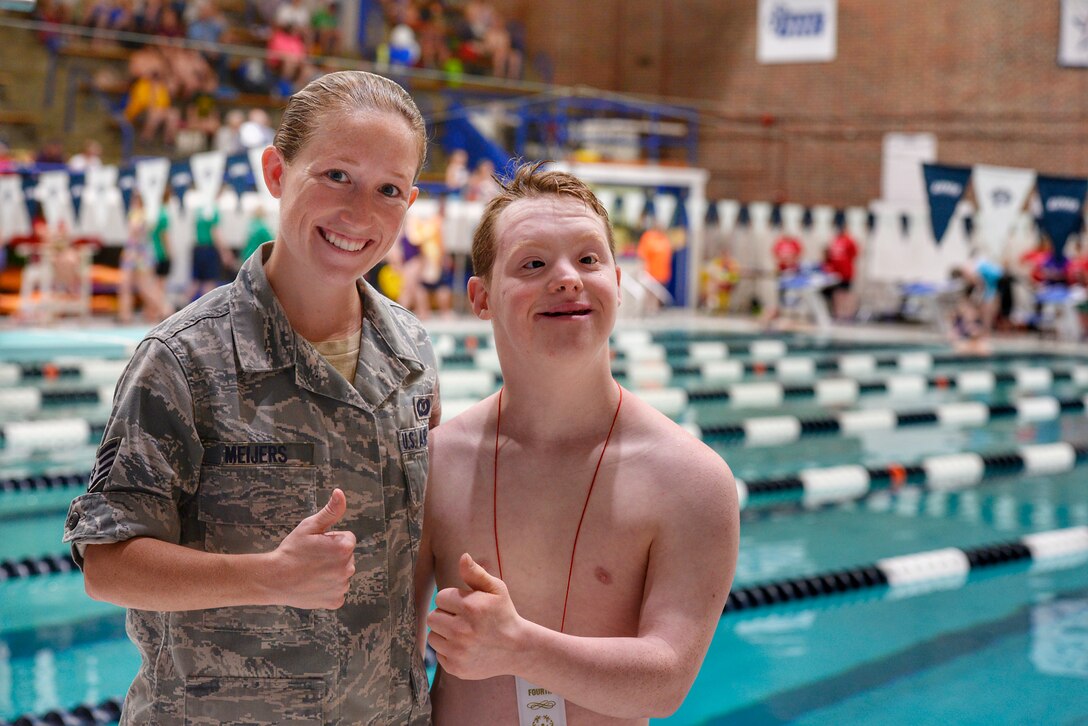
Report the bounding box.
[118,191,170,323]
[124,68,180,147]
[445,148,470,197]
[466,158,500,202]
[822,226,858,321]
[240,202,274,264]
[150,187,175,312]
[187,193,233,299]
[63,70,439,724]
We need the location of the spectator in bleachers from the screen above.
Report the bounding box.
[274,0,312,41]
[156,5,185,39]
[186,0,228,80]
[160,43,216,100]
[132,0,166,35]
[267,19,316,95]
[83,0,132,46]
[450,0,490,74]
[387,21,421,68]
[416,2,450,69]
[178,87,221,154]
[124,67,180,146]
[483,7,521,79]
[33,0,71,51]
[311,0,342,56]
[68,139,104,172]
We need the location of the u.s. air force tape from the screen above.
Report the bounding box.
[398,425,428,453]
[202,442,315,466]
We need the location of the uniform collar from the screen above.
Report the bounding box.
[230,243,425,409]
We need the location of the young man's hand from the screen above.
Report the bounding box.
[426,553,524,679]
[267,488,357,609]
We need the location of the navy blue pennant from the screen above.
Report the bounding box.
[705,200,720,226]
[117,165,137,211]
[169,158,193,199]
[68,172,86,217]
[224,153,257,195]
[20,171,39,222]
[923,164,971,244]
[1036,174,1088,266]
[669,195,687,229]
[737,205,751,227]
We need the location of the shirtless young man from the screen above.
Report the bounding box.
[415,162,739,725]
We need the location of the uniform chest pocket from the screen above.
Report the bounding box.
[198,465,317,555]
[197,466,318,633]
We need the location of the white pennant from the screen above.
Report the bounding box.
[190,150,226,208]
[972,165,1036,260]
[0,175,31,241]
[653,193,677,228]
[79,165,126,243]
[136,157,170,221]
[36,171,76,233]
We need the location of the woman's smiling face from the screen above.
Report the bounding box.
[262,108,420,289]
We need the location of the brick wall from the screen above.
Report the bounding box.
[501,0,1088,206]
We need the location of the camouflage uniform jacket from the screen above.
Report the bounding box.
[63,248,437,725]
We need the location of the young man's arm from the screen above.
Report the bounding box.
[427,445,740,719]
[82,489,357,611]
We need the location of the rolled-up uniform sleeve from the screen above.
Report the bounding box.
[63,338,203,568]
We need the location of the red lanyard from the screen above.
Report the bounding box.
[493,382,623,633]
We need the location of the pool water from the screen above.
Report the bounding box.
[2,327,1087,724]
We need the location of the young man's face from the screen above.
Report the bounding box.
[262,109,419,290]
[469,195,620,360]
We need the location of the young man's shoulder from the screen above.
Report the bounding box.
[429,395,494,456]
[620,391,733,494]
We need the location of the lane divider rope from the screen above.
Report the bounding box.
[724,526,1088,613]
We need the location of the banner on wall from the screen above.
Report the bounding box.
[757,0,837,64]
[922,164,971,244]
[1058,0,1088,66]
[1036,174,1087,265]
[971,165,1036,259]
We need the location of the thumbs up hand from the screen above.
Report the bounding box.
[268,488,357,609]
[426,553,524,680]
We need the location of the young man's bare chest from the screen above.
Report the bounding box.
[431,440,655,635]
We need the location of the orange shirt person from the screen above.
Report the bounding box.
[637,223,672,285]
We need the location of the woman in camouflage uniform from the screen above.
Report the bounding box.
[64,70,440,725]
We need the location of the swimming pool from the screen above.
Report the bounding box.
[2,324,1086,724]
